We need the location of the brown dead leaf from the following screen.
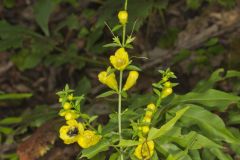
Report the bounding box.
[17,120,60,160]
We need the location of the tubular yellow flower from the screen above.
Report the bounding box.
[147,103,156,112]
[98,71,118,91]
[78,130,101,148]
[59,120,84,144]
[118,10,128,25]
[110,48,129,71]
[161,87,173,99]
[134,140,154,160]
[63,102,72,110]
[123,71,139,91]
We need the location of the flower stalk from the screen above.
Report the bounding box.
[118,70,123,160]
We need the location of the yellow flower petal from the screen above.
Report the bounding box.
[78,130,101,148]
[134,140,154,160]
[123,71,139,91]
[98,71,118,91]
[110,48,129,71]
[118,10,128,25]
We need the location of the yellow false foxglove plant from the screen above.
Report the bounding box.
[56,1,187,160]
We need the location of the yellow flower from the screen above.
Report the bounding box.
[147,103,156,112]
[134,140,154,160]
[123,71,139,91]
[78,130,101,148]
[63,102,72,110]
[110,48,129,71]
[161,87,173,99]
[59,120,84,144]
[118,10,128,25]
[98,71,118,91]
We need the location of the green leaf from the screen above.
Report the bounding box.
[81,137,117,159]
[210,148,233,160]
[176,104,240,144]
[193,69,240,92]
[103,43,121,48]
[97,91,117,98]
[0,117,22,125]
[172,89,240,111]
[148,106,189,140]
[34,0,58,36]
[75,77,92,96]
[118,139,140,147]
[89,115,98,123]
[126,36,135,44]
[170,130,221,149]
[187,0,202,9]
[112,24,122,32]
[0,93,32,100]
[0,126,14,134]
[3,0,15,8]
[126,65,142,71]
[228,111,240,125]
[205,38,219,47]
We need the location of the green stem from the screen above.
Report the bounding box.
[118,70,123,160]
[122,0,128,47]
[122,24,126,47]
[124,0,128,10]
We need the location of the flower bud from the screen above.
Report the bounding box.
[147,103,156,112]
[145,111,153,118]
[65,111,78,120]
[161,87,173,99]
[142,126,149,134]
[164,81,171,88]
[118,10,128,25]
[68,94,74,101]
[143,116,151,123]
[123,71,139,91]
[63,102,72,110]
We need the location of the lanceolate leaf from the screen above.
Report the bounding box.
[81,137,118,159]
[34,0,58,36]
[193,69,240,92]
[172,89,240,111]
[175,105,240,144]
[0,93,32,100]
[148,106,189,140]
